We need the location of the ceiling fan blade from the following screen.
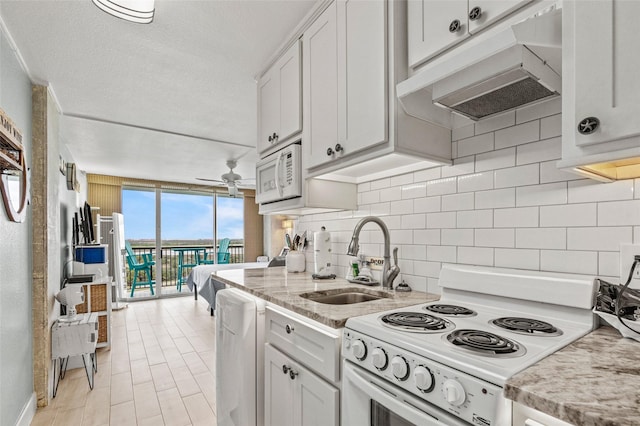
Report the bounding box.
[196,177,226,184]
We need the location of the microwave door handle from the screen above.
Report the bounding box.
[275,151,284,197]
[344,366,450,426]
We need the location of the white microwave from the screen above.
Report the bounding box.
[256,144,302,204]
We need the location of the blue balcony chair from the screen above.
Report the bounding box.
[125,241,155,297]
[198,238,231,265]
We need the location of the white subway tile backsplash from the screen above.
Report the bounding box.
[494,206,538,228]
[442,156,475,178]
[516,137,561,165]
[494,164,539,189]
[405,275,429,293]
[475,111,515,135]
[414,167,442,183]
[442,229,474,246]
[451,142,458,159]
[452,124,474,141]
[516,228,566,249]
[414,196,441,213]
[370,202,391,216]
[458,247,494,266]
[635,179,640,199]
[426,178,457,196]
[391,173,414,187]
[476,188,516,209]
[457,133,494,157]
[413,261,442,278]
[398,259,414,275]
[495,248,540,270]
[458,172,494,193]
[540,250,598,275]
[390,199,413,215]
[475,228,514,248]
[401,245,427,261]
[441,192,474,211]
[358,182,371,192]
[402,182,428,199]
[516,182,567,207]
[426,212,457,229]
[540,160,583,183]
[635,226,640,243]
[427,245,457,262]
[598,200,640,226]
[391,230,414,244]
[457,209,493,228]
[568,179,634,203]
[515,97,562,124]
[380,186,402,202]
[598,251,620,278]
[495,121,540,149]
[401,214,426,229]
[361,190,380,205]
[540,203,597,227]
[540,114,562,139]
[476,148,516,172]
[567,227,632,251]
[414,229,440,245]
[370,178,391,190]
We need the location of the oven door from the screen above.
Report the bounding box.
[342,361,470,426]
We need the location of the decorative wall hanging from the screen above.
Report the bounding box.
[0,108,30,222]
[66,162,80,192]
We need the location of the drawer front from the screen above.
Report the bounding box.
[265,306,341,383]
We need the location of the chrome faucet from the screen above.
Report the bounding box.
[347,216,400,289]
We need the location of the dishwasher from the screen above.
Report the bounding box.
[215,288,265,426]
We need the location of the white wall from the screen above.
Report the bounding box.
[297,98,634,293]
[0,22,35,426]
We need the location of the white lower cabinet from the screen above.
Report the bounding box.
[264,343,339,426]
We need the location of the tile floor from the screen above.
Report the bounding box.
[31,296,217,426]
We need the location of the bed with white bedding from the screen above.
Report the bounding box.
[185,262,268,314]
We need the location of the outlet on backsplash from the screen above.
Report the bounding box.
[619,244,640,288]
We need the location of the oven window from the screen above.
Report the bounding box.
[371,400,416,426]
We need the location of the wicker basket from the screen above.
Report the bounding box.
[75,283,108,314]
[76,285,89,314]
[97,315,108,343]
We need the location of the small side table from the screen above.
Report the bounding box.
[51,313,98,397]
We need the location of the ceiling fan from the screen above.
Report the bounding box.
[196,160,255,197]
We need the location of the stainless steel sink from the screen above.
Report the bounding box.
[300,289,391,305]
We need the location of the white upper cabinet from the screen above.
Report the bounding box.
[303,1,339,170]
[305,0,452,181]
[257,40,302,156]
[558,0,640,181]
[408,0,532,68]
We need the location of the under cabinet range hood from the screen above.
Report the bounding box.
[397,8,562,124]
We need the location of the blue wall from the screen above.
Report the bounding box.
[0,27,34,426]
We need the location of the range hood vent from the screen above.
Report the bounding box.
[398,8,562,125]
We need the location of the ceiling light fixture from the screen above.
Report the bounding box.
[92,0,155,24]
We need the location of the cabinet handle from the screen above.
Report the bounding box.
[577,117,600,135]
[449,19,461,33]
[274,133,279,141]
[289,369,299,380]
[469,6,482,20]
[326,147,334,156]
[282,364,290,374]
[285,324,295,334]
[268,135,273,142]
[335,143,343,153]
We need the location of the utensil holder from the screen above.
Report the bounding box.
[286,252,306,273]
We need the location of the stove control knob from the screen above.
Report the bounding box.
[443,379,466,406]
[371,348,388,370]
[352,339,367,361]
[391,356,410,381]
[413,366,434,392]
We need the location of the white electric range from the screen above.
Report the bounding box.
[342,264,597,426]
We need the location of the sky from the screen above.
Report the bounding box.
[122,189,244,241]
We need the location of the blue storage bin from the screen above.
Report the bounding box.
[75,246,106,264]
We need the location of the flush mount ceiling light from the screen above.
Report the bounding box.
[92,0,155,24]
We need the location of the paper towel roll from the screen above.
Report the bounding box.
[314,227,332,276]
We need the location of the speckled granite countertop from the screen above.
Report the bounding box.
[212,266,437,328]
[505,326,640,426]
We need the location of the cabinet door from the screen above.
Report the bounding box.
[264,344,296,426]
[295,362,339,426]
[337,0,387,157]
[278,40,302,144]
[258,70,279,154]
[303,1,339,169]
[408,0,468,68]
[568,0,640,147]
[467,0,533,34]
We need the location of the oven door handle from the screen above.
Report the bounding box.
[344,364,455,426]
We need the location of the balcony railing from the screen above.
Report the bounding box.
[126,244,244,292]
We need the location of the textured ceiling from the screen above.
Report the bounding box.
[0,0,315,185]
